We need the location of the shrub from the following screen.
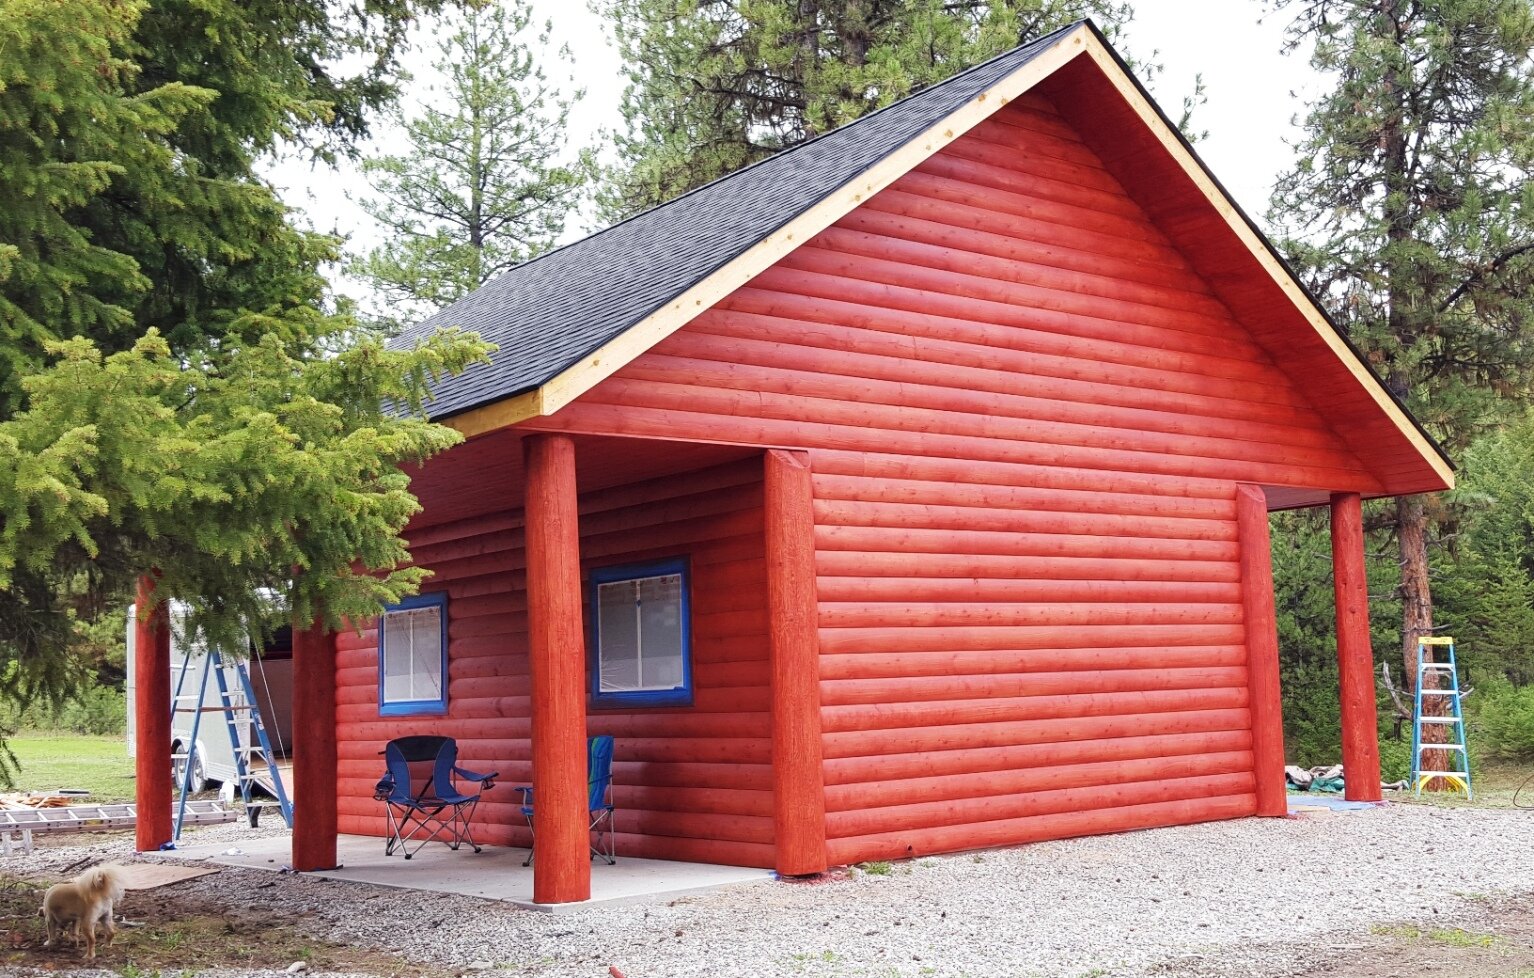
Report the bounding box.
[0,680,125,736]
[1377,736,1412,783]
[1473,679,1534,761]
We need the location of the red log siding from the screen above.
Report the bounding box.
[336,459,773,867]
[520,92,1372,862]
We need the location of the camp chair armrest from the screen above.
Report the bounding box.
[372,773,396,802]
[454,766,498,790]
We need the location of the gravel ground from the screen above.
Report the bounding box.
[7,802,1534,978]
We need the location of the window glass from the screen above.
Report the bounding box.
[592,561,690,706]
[636,574,684,689]
[378,596,446,714]
[596,579,641,691]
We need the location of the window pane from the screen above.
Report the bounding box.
[382,606,441,704]
[638,573,684,689]
[409,610,442,700]
[597,580,641,692]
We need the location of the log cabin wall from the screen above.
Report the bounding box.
[525,91,1379,863]
[335,457,772,868]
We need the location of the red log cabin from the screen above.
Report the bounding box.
[134,20,1453,905]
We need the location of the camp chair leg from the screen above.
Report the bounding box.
[384,802,459,859]
[590,807,615,865]
[450,797,483,853]
[522,810,535,867]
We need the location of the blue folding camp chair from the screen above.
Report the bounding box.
[373,735,498,859]
[517,735,616,866]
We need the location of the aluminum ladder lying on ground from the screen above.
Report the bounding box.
[1410,635,1472,799]
[171,647,293,845]
[0,800,239,855]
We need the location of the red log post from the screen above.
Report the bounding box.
[133,575,173,852]
[1330,492,1383,802]
[292,619,338,871]
[523,433,590,904]
[764,449,829,875]
[1235,484,1287,816]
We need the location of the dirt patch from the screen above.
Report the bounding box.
[1283,898,1534,978]
[1156,894,1534,978]
[0,871,446,976]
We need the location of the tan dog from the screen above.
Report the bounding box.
[40,864,125,958]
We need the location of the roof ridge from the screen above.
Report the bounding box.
[408,20,1083,318]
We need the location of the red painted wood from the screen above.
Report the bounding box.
[1040,56,1447,498]
[823,731,1253,788]
[821,708,1254,758]
[523,433,590,904]
[1331,492,1383,802]
[1236,484,1288,816]
[358,86,1438,866]
[817,577,1240,604]
[820,666,1247,705]
[816,551,1239,583]
[822,687,1249,733]
[335,457,773,867]
[826,769,1255,837]
[764,450,828,875]
[293,620,338,870]
[827,794,1256,864]
[133,575,172,853]
[819,646,1246,681]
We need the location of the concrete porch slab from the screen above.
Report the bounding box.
[161,833,774,912]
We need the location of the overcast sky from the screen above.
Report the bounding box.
[267,0,1322,306]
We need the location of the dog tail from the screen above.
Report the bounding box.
[75,864,126,903]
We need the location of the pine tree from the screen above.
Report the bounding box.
[1268,0,1534,693]
[0,0,487,775]
[0,0,447,407]
[596,0,1154,218]
[352,0,595,327]
[1439,414,1534,683]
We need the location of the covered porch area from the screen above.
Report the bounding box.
[133,427,825,907]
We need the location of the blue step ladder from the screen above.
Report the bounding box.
[170,647,294,845]
[1410,636,1472,799]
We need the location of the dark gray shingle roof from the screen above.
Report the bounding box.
[393,24,1078,419]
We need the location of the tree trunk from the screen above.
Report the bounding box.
[1398,492,1449,785]
[1398,494,1432,689]
[1374,0,1447,787]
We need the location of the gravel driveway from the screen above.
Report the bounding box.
[8,802,1534,977]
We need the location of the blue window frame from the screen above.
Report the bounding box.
[377,592,449,716]
[589,557,692,708]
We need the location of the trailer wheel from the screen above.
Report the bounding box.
[172,741,207,794]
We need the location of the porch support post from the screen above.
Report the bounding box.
[1235,485,1287,816]
[292,618,338,871]
[133,574,172,852]
[524,433,590,905]
[764,450,827,876]
[1330,492,1382,802]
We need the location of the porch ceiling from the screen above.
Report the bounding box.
[404,429,763,529]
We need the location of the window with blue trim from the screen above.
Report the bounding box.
[590,558,692,708]
[378,592,448,716]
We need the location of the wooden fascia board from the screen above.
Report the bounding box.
[442,25,1092,439]
[1071,38,1454,492]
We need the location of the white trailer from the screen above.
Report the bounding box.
[124,603,293,799]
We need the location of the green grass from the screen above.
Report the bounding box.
[1369,923,1501,948]
[1389,759,1534,810]
[858,860,893,876]
[7,733,135,802]
[1427,927,1500,948]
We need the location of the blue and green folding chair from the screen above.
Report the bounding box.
[517,735,616,866]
